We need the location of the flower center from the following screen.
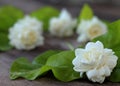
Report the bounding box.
[21,31,37,46]
[88,24,102,39]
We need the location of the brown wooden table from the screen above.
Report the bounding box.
[0,0,120,86]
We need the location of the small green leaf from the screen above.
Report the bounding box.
[0,6,24,33]
[79,4,93,21]
[30,6,59,31]
[0,33,12,51]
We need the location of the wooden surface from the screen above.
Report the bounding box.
[0,0,120,86]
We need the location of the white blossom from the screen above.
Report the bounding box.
[77,17,107,42]
[49,9,77,37]
[72,41,118,83]
[8,16,44,50]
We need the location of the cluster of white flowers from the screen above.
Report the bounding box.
[7,7,118,84]
[72,41,118,83]
[8,16,44,50]
[49,9,77,37]
[77,17,107,42]
[8,9,77,50]
[8,9,108,50]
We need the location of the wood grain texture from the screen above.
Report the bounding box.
[0,0,120,86]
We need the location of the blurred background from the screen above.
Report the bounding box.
[0,0,120,21]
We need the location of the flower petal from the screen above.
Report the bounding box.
[87,69,105,83]
[85,41,104,51]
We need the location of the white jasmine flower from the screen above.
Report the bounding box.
[77,17,107,42]
[8,16,44,50]
[49,9,77,37]
[72,41,118,83]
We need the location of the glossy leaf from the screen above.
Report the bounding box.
[46,51,80,82]
[10,50,58,80]
[10,57,50,80]
[10,51,80,81]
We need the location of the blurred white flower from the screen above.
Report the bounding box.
[49,9,77,37]
[77,17,107,42]
[72,41,118,83]
[9,16,44,50]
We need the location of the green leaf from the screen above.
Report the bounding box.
[10,51,80,82]
[109,51,120,82]
[10,57,50,80]
[92,20,120,51]
[0,33,12,51]
[79,4,93,21]
[110,68,120,82]
[0,6,24,33]
[114,51,120,68]
[46,51,80,82]
[10,50,58,80]
[30,6,59,31]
